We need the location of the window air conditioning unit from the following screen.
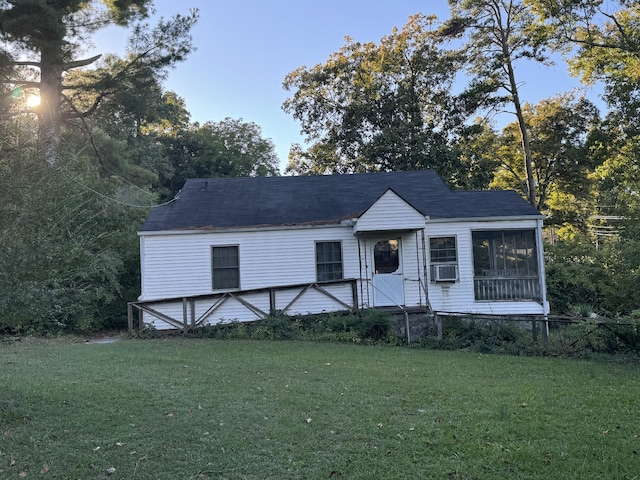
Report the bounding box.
[433,264,458,282]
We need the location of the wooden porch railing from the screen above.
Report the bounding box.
[128,278,359,331]
[473,277,541,302]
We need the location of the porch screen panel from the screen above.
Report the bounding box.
[472,230,540,301]
[212,245,240,289]
[472,230,537,277]
[316,241,343,282]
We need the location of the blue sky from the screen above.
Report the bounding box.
[92,0,598,172]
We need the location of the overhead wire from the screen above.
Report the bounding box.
[61,170,179,208]
[54,160,179,209]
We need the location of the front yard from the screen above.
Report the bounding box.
[1,337,639,479]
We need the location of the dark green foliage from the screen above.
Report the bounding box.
[415,314,640,358]
[0,136,149,334]
[549,315,640,357]
[544,239,610,314]
[545,228,640,316]
[156,118,281,201]
[419,316,527,353]
[190,309,397,344]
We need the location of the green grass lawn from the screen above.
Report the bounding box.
[1,337,639,479]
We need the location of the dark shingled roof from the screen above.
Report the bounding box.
[140,170,540,232]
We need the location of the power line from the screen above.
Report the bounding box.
[55,164,178,209]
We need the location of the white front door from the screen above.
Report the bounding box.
[372,239,404,307]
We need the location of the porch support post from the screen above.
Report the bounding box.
[269,288,276,313]
[357,236,364,310]
[535,218,550,346]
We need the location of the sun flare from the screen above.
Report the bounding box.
[26,94,41,108]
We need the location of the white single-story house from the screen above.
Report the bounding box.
[131,170,548,331]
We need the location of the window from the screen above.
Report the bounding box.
[374,239,400,274]
[316,241,343,282]
[429,236,458,282]
[212,245,239,289]
[430,236,457,263]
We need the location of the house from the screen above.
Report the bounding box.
[131,170,548,332]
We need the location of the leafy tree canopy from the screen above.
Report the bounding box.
[157,117,280,201]
[283,13,476,184]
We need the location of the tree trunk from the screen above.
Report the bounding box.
[38,45,65,166]
[38,14,65,166]
[503,44,537,209]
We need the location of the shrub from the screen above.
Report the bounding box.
[354,309,393,341]
[180,309,395,344]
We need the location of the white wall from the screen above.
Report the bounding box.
[425,219,545,315]
[137,217,545,329]
[354,190,426,233]
[140,225,361,301]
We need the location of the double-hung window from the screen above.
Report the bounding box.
[429,236,458,282]
[211,245,240,289]
[316,241,343,282]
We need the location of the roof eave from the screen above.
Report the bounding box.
[138,222,350,236]
[425,214,544,224]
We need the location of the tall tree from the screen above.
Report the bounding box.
[440,0,551,208]
[0,116,152,333]
[491,94,600,225]
[157,118,280,201]
[283,14,471,183]
[529,0,640,120]
[450,120,501,190]
[0,1,197,165]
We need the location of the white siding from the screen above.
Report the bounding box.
[354,190,426,233]
[138,216,545,329]
[140,225,361,301]
[425,219,544,315]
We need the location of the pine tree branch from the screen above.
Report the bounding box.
[64,54,102,71]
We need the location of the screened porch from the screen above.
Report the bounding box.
[472,229,542,302]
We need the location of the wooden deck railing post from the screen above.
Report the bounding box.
[351,279,359,311]
[182,297,188,332]
[138,306,144,330]
[269,289,276,313]
[127,303,133,332]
